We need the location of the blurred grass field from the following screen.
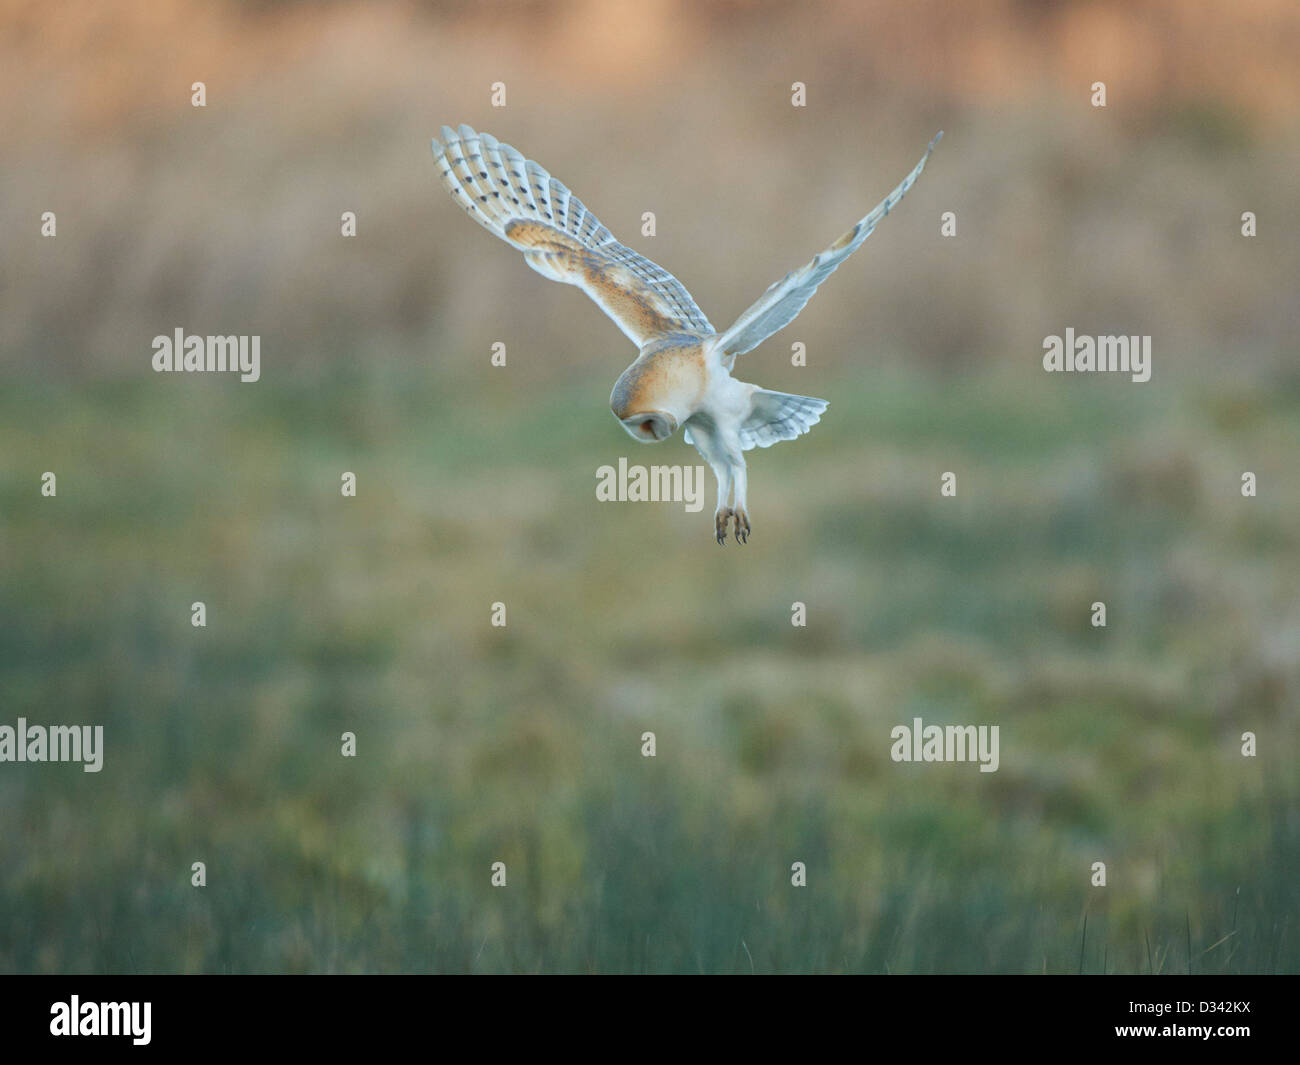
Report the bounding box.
[2,360,1297,972]
[2,0,1299,972]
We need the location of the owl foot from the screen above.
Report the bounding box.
[733,507,750,544]
[715,507,734,545]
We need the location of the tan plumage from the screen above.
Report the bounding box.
[432,123,941,543]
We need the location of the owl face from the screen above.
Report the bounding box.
[617,409,678,443]
[609,341,706,444]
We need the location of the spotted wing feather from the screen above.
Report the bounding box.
[433,124,713,346]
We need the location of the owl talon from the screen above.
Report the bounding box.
[733,507,750,544]
[715,507,734,544]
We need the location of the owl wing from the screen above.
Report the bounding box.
[433,124,713,347]
[713,132,942,367]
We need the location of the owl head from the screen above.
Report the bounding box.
[609,348,699,444]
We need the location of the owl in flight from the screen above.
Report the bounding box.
[432,124,940,543]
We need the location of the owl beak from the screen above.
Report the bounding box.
[619,411,678,443]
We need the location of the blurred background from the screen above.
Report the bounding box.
[2,0,1298,973]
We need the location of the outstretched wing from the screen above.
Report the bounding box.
[433,124,713,347]
[713,132,942,366]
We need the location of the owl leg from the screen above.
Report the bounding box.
[730,460,750,544]
[711,461,734,545]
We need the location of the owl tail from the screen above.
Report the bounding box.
[736,388,829,451]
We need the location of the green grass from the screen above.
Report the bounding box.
[1,362,1297,972]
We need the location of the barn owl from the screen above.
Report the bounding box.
[432,124,940,543]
